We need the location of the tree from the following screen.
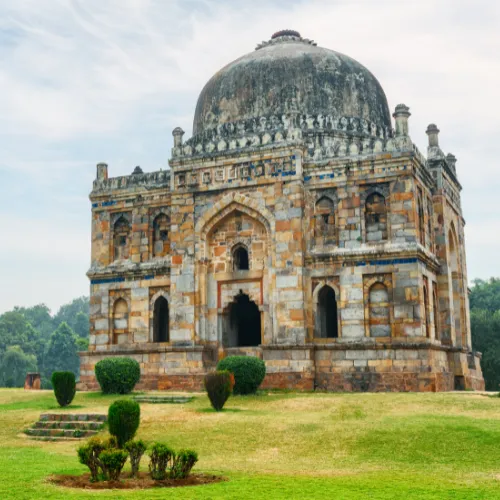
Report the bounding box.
[54,297,89,335]
[0,346,37,387]
[0,312,33,355]
[470,278,500,312]
[74,311,90,338]
[45,322,80,378]
[14,304,54,340]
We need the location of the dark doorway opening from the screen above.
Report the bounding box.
[225,292,261,347]
[316,285,338,338]
[153,296,169,342]
[233,246,249,271]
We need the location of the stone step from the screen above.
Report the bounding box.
[39,413,107,422]
[24,428,99,438]
[34,420,105,430]
[133,396,194,404]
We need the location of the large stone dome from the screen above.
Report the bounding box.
[193,30,392,138]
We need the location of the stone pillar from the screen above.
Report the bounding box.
[393,104,411,137]
[96,162,108,180]
[426,124,444,160]
[169,190,196,344]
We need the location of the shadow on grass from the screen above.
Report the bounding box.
[196,408,244,413]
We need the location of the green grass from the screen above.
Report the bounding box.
[1,389,500,499]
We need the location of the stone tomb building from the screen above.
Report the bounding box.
[80,30,484,392]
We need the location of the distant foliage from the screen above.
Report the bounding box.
[0,346,37,387]
[470,279,500,390]
[51,371,76,407]
[217,356,266,395]
[204,370,234,411]
[0,297,90,388]
[95,357,141,394]
[108,399,141,448]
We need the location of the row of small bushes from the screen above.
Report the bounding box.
[78,437,198,482]
[78,399,197,482]
[51,355,266,412]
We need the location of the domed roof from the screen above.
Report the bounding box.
[193,30,391,138]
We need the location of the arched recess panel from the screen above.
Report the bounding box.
[433,284,440,341]
[423,280,430,338]
[314,197,335,245]
[152,214,170,258]
[207,210,267,274]
[112,298,129,344]
[448,227,465,346]
[365,192,387,242]
[113,216,131,261]
[315,285,338,339]
[368,283,390,337]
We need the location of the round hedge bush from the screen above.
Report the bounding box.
[51,371,76,407]
[216,356,266,395]
[95,357,140,394]
[108,399,141,448]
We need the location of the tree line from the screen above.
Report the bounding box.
[0,297,89,388]
[470,278,500,390]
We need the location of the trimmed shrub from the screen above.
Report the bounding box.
[99,449,128,481]
[77,437,108,482]
[108,400,141,448]
[204,370,234,411]
[170,449,198,479]
[95,357,140,394]
[148,443,174,480]
[51,371,76,407]
[125,439,147,477]
[217,356,266,395]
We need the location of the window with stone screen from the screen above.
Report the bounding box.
[365,193,387,242]
[314,197,335,244]
[113,217,131,261]
[152,213,169,258]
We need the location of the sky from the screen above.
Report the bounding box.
[0,0,499,314]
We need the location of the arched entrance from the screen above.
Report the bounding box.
[153,296,169,342]
[224,292,261,347]
[316,285,338,338]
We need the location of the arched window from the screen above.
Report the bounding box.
[233,245,249,271]
[315,285,338,338]
[152,214,169,258]
[314,197,335,243]
[433,286,440,341]
[423,284,430,338]
[153,296,169,342]
[113,217,130,261]
[417,191,425,245]
[365,192,387,242]
[368,283,390,337]
[112,298,129,344]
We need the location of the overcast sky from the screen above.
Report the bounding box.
[0,0,499,314]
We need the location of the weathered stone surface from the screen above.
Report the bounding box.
[81,30,484,393]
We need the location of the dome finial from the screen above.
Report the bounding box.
[271,29,301,39]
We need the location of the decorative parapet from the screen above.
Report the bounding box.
[92,169,171,195]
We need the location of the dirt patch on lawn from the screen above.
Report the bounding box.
[48,472,226,489]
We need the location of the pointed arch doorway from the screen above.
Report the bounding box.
[223,292,261,347]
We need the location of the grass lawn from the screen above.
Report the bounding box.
[1,389,500,499]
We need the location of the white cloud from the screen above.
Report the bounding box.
[0,0,499,312]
